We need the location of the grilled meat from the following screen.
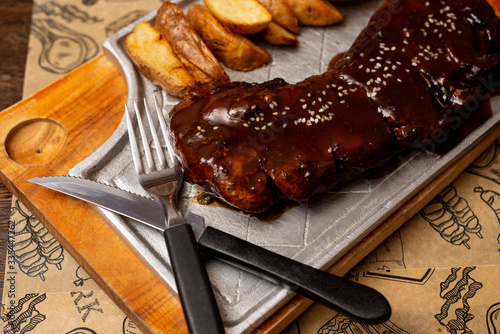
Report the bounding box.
[169,0,500,213]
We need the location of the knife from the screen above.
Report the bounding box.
[29,175,391,324]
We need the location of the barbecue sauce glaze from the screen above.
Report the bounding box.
[169,0,500,213]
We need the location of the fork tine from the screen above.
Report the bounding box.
[143,98,167,169]
[153,96,177,165]
[125,103,144,175]
[133,100,155,173]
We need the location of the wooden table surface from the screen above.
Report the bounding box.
[0,0,34,303]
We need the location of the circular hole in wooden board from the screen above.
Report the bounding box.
[5,118,67,166]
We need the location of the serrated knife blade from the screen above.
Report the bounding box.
[29,176,166,231]
[29,175,391,324]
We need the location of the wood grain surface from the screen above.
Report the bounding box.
[0,54,192,334]
[0,0,34,305]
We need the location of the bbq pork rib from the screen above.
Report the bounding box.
[168,0,500,213]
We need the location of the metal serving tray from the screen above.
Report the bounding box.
[68,0,500,332]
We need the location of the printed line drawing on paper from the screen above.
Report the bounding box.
[486,302,500,334]
[73,266,92,287]
[361,268,435,285]
[34,1,103,23]
[122,317,142,334]
[30,18,99,74]
[1,293,47,333]
[66,327,97,334]
[420,185,482,249]
[435,267,483,334]
[474,186,500,249]
[467,139,500,185]
[316,313,409,334]
[10,200,64,280]
[30,1,102,74]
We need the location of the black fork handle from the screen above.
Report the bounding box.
[164,224,224,334]
[198,226,391,325]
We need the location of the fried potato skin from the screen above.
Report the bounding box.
[261,21,298,45]
[285,0,343,26]
[255,0,299,34]
[187,4,270,71]
[125,21,194,97]
[155,1,229,83]
[203,0,272,34]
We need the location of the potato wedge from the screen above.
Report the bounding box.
[155,1,229,83]
[285,0,343,26]
[261,21,298,45]
[255,0,299,34]
[203,0,272,34]
[187,4,270,71]
[125,22,194,97]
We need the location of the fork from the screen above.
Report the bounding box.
[125,100,392,327]
[125,98,224,334]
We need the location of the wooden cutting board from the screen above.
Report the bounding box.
[0,54,499,334]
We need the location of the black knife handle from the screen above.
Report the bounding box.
[164,224,224,334]
[198,226,391,324]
